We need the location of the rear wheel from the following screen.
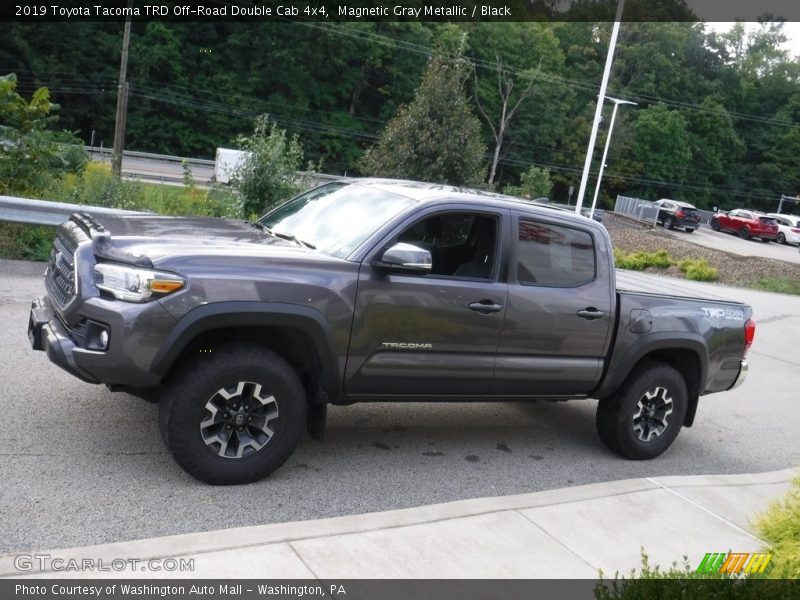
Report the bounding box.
[778,233,786,245]
[664,217,674,230]
[596,361,688,460]
[710,219,720,231]
[739,227,750,240]
[158,344,307,485]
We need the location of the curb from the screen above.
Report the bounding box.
[1,467,796,578]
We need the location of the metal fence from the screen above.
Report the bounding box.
[0,195,145,227]
[613,195,659,226]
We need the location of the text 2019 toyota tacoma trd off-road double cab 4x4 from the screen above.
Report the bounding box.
[29,179,754,484]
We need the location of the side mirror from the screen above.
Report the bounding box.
[374,242,432,274]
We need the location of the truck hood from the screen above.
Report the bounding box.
[91,214,290,245]
[70,212,327,269]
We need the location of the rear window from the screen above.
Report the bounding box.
[516,219,596,287]
[758,217,777,225]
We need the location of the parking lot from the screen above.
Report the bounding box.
[1,259,799,554]
[661,222,800,266]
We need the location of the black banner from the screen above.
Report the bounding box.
[3,0,800,23]
[2,579,799,600]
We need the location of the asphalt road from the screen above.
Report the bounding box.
[1,259,799,553]
[660,222,800,265]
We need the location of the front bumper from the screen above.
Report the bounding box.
[29,296,99,383]
[29,295,170,387]
[728,360,748,390]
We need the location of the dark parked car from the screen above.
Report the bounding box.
[654,199,702,233]
[710,209,779,242]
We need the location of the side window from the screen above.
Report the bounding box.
[396,212,498,279]
[517,219,596,287]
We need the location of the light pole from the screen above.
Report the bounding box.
[589,97,637,219]
[575,0,625,215]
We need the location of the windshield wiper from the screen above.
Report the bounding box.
[276,232,316,249]
[251,221,316,249]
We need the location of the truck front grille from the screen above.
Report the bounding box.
[45,231,78,306]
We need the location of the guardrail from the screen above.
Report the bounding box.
[87,147,215,167]
[0,195,145,227]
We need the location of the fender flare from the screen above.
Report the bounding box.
[594,332,709,406]
[150,302,341,400]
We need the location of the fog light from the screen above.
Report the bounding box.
[85,321,110,351]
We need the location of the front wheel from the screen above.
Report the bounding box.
[710,219,720,231]
[158,344,307,485]
[596,361,688,460]
[778,233,786,245]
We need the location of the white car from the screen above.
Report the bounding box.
[765,213,800,245]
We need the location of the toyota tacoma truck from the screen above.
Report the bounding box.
[28,179,754,484]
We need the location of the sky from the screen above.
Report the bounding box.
[706,22,800,59]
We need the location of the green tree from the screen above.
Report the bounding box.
[360,43,487,186]
[230,115,306,217]
[503,165,553,199]
[631,103,692,198]
[0,73,87,196]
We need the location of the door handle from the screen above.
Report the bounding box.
[577,307,605,320]
[468,301,504,314]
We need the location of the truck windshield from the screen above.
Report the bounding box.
[258,183,417,258]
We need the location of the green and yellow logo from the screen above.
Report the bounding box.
[696,552,772,575]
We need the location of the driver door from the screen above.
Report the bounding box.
[344,208,508,398]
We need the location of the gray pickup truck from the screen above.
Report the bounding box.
[28,179,754,484]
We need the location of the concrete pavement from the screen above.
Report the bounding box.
[1,468,795,579]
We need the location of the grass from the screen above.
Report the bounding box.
[751,277,800,296]
[613,248,719,282]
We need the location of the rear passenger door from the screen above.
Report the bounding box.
[492,213,614,396]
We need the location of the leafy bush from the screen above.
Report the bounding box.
[755,476,800,578]
[679,258,719,281]
[230,115,307,218]
[0,73,89,197]
[613,248,674,270]
[504,166,553,200]
[0,222,54,261]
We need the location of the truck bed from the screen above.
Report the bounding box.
[615,269,746,306]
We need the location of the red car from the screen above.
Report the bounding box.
[709,209,779,242]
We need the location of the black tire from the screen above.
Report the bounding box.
[739,227,750,240]
[778,233,786,245]
[596,361,688,460]
[685,228,695,233]
[664,216,674,230]
[710,219,720,232]
[158,344,307,485]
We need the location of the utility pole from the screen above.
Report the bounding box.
[589,97,637,219]
[111,0,134,177]
[575,0,625,215]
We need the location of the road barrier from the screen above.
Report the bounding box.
[0,195,146,227]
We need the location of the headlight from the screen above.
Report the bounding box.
[94,263,185,303]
